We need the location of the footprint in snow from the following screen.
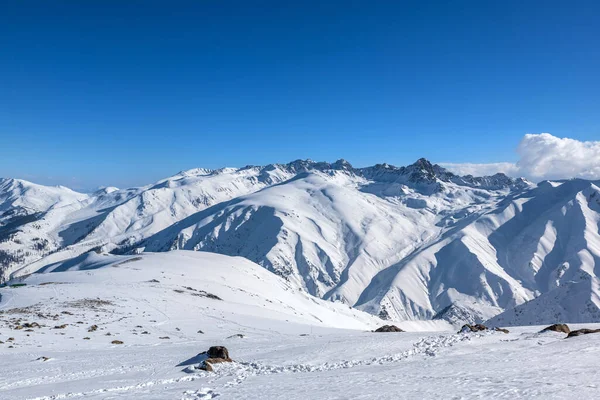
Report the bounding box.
[182,387,219,399]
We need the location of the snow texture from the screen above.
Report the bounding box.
[1,251,599,399]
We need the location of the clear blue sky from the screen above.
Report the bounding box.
[1,1,599,190]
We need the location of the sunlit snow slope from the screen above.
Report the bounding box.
[3,251,391,331]
[0,254,598,399]
[2,159,600,325]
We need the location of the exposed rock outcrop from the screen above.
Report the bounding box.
[459,324,488,333]
[541,324,570,334]
[374,325,404,333]
[567,328,600,338]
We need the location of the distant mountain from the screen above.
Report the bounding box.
[486,275,600,326]
[2,159,599,326]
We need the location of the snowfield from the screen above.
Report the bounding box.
[1,251,599,399]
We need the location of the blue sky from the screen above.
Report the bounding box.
[1,1,599,190]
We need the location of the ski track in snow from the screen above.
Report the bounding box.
[182,388,220,399]
[26,374,206,400]
[218,332,476,390]
[25,332,482,400]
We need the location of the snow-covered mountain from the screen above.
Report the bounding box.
[486,274,600,326]
[0,165,296,278]
[2,159,600,326]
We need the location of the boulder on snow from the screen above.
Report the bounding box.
[541,324,570,334]
[374,325,404,333]
[207,346,230,360]
[494,327,509,334]
[199,346,233,372]
[566,328,600,338]
[459,324,488,333]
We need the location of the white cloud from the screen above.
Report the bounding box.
[441,133,600,182]
[516,133,600,181]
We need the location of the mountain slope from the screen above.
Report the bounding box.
[3,251,394,331]
[0,165,296,280]
[353,179,600,324]
[2,160,600,326]
[486,274,600,326]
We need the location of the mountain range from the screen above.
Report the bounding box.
[2,158,599,326]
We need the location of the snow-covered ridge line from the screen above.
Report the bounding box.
[1,157,529,197]
[2,159,600,327]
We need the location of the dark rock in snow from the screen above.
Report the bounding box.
[459,324,488,333]
[541,324,570,334]
[207,346,230,360]
[567,328,600,338]
[494,327,509,334]
[374,325,404,333]
[198,346,233,372]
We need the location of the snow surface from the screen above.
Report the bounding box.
[2,159,600,326]
[1,251,599,399]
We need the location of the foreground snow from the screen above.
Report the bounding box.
[5,324,600,400]
[1,252,598,399]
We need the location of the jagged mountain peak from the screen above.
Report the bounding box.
[357,158,525,192]
[408,157,436,170]
[158,158,528,193]
[402,158,452,183]
[276,158,354,173]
